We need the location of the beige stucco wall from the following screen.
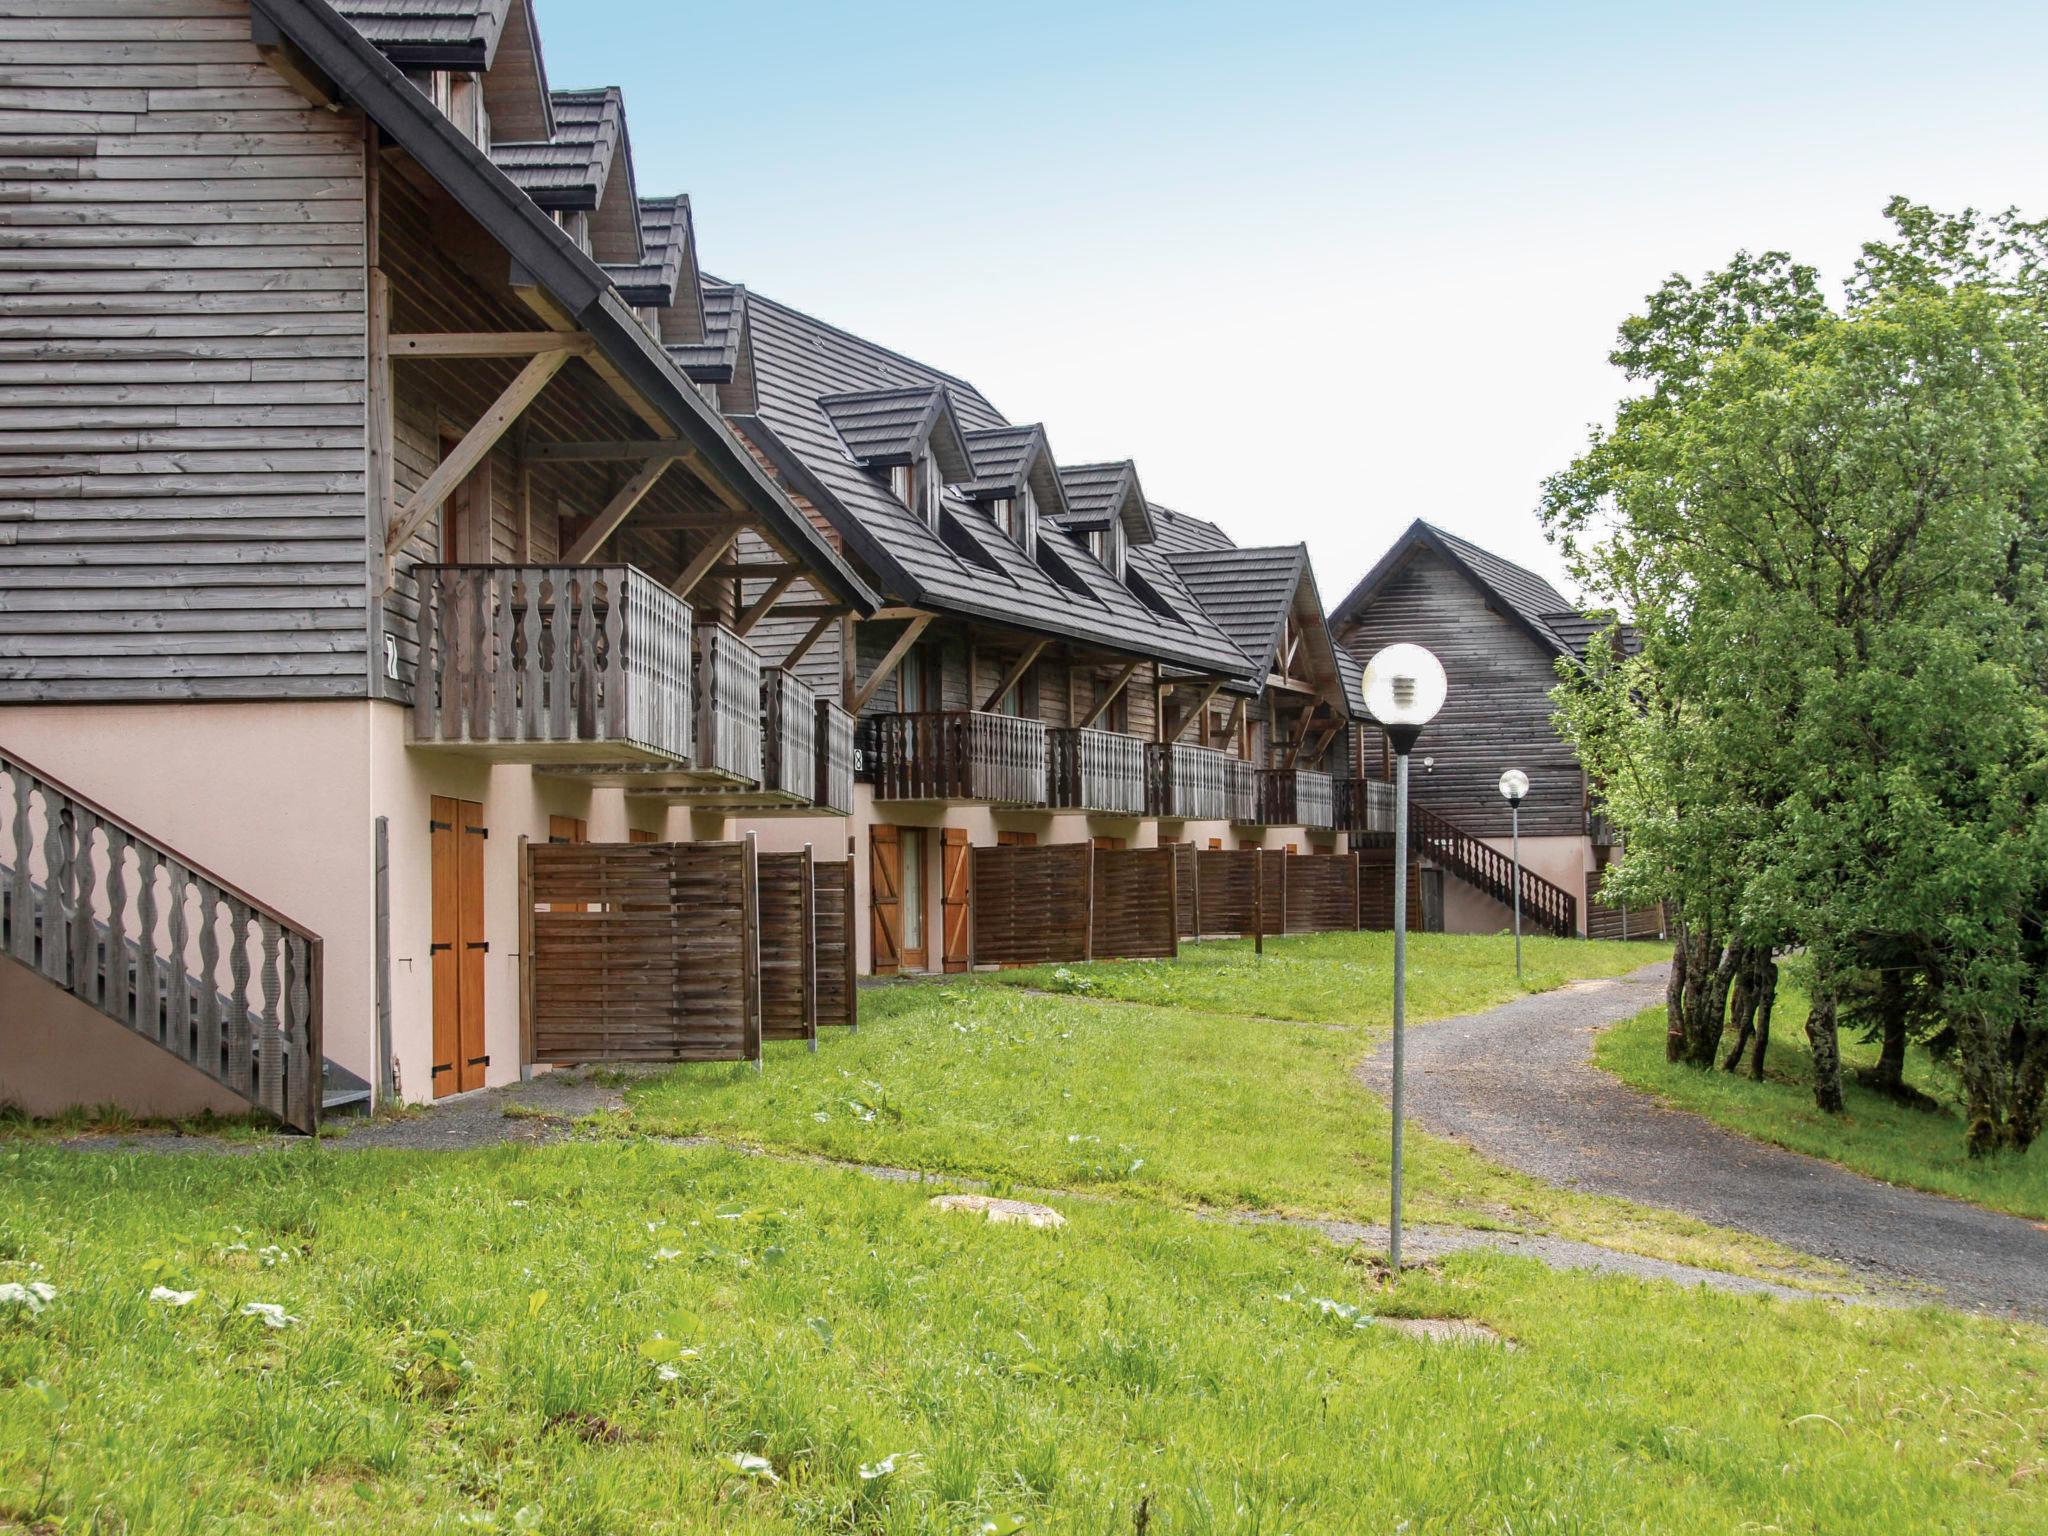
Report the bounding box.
[1436,832,1592,936]
[0,699,665,1116]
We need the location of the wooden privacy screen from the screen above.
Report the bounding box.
[1586,900,1667,942]
[1091,848,1179,960]
[1190,849,1262,938]
[1283,854,1360,934]
[526,840,761,1063]
[1173,845,1198,938]
[813,861,857,1027]
[756,852,817,1047]
[969,842,1091,967]
[1358,848,1422,932]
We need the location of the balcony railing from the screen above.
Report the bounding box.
[1255,768,1335,829]
[1335,776,1397,835]
[1148,742,1257,822]
[414,563,692,762]
[869,711,1049,804]
[694,622,763,783]
[760,669,816,801]
[1047,727,1149,815]
[815,700,855,816]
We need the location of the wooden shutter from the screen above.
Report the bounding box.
[430,796,460,1094]
[457,800,488,1092]
[870,825,902,976]
[941,827,971,973]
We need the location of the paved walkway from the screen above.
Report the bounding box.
[1361,964,2048,1321]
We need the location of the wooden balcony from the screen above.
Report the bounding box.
[815,700,855,816]
[868,711,1049,804]
[1252,768,1335,829]
[413,563,693,764]
[694,622,763,785]
[1335,776,1397,835]
[758,668,817,802]
[1148,742,1257,822]
[1047,727,1149,815]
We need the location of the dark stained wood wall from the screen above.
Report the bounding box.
[0,0,370,701]
[1337,548,1586,839]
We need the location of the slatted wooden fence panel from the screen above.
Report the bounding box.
[813,861,857,1027]
[1283,854,1360,933]
[1192,849,1262,937]
[1359,849,1422,932]
[756,852,816,1045]
[1174,845,1199,938]
[970,843,1090,966]
[1586,900,1667,941]
[1091,849,1179,960]
[528,841,760,1063]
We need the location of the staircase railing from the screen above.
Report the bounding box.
[0,747,323,1132]
[1407,801,1577,938]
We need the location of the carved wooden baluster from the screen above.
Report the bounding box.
[224,897,253,1097]
[573,569,598,740]
[283,933,312,1124]
[512,567,537,742]
[103,827,127,1023]
[257,917,283,1118]
[7,767,33,965]
[545,570,570,744]
[135,847,161,1044]
[492,566,518,748]
[195,880,222,1078]
[166,865,192,1058]
[69,811,99,998]
[41,797,71,983]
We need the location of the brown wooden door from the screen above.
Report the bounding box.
[431,795,489,1097]
[941,827,970,973]
[870,825,902,976]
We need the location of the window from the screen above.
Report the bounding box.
[1014,482,1037,556]
[894,450,942,530]
[1087,520,1125,577]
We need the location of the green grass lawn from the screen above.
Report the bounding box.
[625,933,1823,1281]
[1597,993,2048,1220]
[3,1140,2044,1535]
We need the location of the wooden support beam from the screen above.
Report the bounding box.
[840,613,858,709]
[733,571,799,637]
[706,561,800,582]
[1077,660,1142,728]
[508,276,674,439]
[561,456,672,564]
[250,13,337,108]
[782,608,846,671]
[528,440,703,463]
[979,639,1048,712]
[1230,695,1248,757]
[365,268,393,567]
[758,601,846,620]
[388,331,595,360]
[671,527,741,599]
[871,605,938,622]
[1281,702,1325,769]
[1303,723,1341,767]
[1265,672,1316,695]
[385,350,567,557]
[1168,679,1226,743]
[850,615,934,715]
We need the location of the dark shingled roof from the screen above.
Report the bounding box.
[332,0,509,59]
[490,86,624,209]
[1054,460,1155,544]
[605,192,691,307]
[817,386,974,480]
[670,281,743,381]
[1148,501,1234,555]
[956,424,1071,520]
[729,287,1249,676]
[1167,543,1308,686]
[1333,519,1612,661]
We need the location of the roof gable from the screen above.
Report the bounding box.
[1332,519,1581,660]
[956,424,1070,520]
[1054,460,1156,545]
[817,386,974,481]
[490,87,642,265]
[335,0,553,139]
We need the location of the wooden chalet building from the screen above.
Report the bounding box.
[0,0,883,1124]
[709,292,1401,975]
[1331,519,1630,936]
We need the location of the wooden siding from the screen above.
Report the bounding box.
[1337,548,1586,838]
[0,0,371,701]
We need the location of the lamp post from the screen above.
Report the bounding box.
[1361,643,1447,1272]
[1498,768,1529,982]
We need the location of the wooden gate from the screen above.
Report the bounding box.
[525,840,761,1063]
[430,796,487,1096]
[869,825,901,976]
[757,851,817,1047]
[1190,848,1263,938]
[813,861,857,1028]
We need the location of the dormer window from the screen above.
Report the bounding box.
[892,448,942,531]
[994,483,1038,555]
[1089,521,1125,578]
[422,70,489,148]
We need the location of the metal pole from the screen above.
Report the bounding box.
[1511,802,1523,982]
[1390,750,1409,1271]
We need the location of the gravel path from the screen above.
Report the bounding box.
[1362,964,2048,1321]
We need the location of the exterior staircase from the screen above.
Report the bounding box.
[1,747,354,1132]
[1355,796,1579,938]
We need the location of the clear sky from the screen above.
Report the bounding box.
[537,1,2048,603]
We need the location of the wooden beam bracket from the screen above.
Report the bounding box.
[385,350,569,558]
[850,615,934,715]
[979,639,1048,713]
[1077,660,1142,729]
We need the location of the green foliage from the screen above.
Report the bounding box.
[1543,199,2048,1150]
